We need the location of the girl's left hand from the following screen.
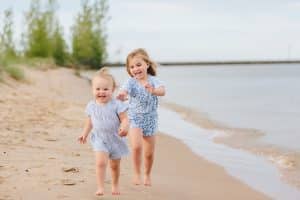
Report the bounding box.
[144,83,155,94]
[118,127,128,137]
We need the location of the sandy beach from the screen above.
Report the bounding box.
[0,67,270,199]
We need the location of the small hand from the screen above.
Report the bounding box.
[118,127,128,137]
[78,135,87,144]
[116,92,128,101]
[144,83,155,94]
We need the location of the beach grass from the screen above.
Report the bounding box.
[4,65,25,80]
[0,57,24,80]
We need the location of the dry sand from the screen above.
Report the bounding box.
[0,67,270,199]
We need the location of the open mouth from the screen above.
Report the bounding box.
[134,71,142,76]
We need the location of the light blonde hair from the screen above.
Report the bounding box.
[92,67,117,90]
[126,48,157,77]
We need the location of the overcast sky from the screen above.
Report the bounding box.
[1,0,300,62]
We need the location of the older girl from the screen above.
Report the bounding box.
[117,48,166,186]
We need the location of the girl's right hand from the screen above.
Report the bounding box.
[118,127,128,137]
[78,135,87,144]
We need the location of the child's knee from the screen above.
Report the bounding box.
[96,160,107,168]
[110,162,120,171]
[144,152,154,160]
[132,145,142,153]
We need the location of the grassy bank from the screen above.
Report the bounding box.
[0,57,61,81]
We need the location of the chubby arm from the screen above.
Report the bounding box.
[118,111,129,137]
[78,117,92,144]
[145,84,166,96]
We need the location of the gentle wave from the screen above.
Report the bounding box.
[161,100,300,190]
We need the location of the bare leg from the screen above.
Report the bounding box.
[129,128,143,185]
[143,135,155,186]
[110,159,121,195]
[95,152,109,196]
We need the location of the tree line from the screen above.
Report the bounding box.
[0,0,108,69]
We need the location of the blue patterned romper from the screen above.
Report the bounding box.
[121,75,164,136]
[85,99,129,159]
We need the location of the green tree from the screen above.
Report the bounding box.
[91,0,109,67]
[28,16,51,57]
[24,0,62,58]
[24,0,50,57]
[72,0,94,66]
[45,0,58,56]
[0,8,17,59]
[71,0,108,68]
[52,22,68,65]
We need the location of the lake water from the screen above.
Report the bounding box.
[157,64,300,152]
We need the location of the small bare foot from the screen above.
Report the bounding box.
[132,175,142,185]
[144,176,151,186]
[112,191,120,195]
[111,186,120,195]
[95,188,104,196]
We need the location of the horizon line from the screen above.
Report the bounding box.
[103,59,300,67]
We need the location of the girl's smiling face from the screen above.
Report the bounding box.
[92,76,114,104]
[128,56,149,80]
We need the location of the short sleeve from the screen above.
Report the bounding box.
[85,101,93,116]
[151,76,164,88]
[116,100,128,114]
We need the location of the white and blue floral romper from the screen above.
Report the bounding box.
[121,75,164,136]
[85,99,129,159]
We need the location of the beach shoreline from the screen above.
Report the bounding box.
[0,67,269,199]
[162,101,300,190]
[161,98,300,191]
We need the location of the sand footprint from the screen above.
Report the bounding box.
[62,167,79,173]
[45,137,58,142]
[61,179,76,186]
